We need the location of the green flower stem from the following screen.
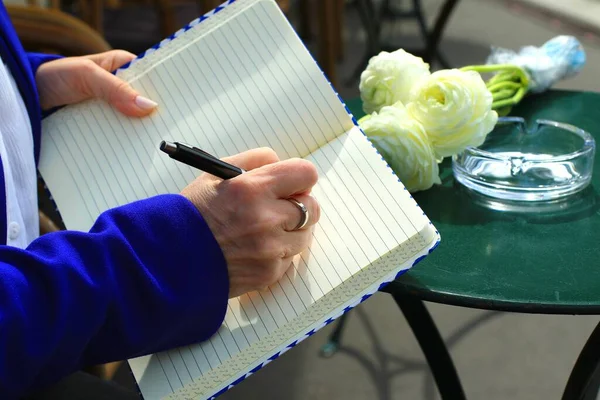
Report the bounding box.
[486,71,514,87]
[462,64,530,86]
[492,85,527,109]
[461,64,524,74]
[492,88,517,101]
[487,81,522,93]
[461,64,531,116]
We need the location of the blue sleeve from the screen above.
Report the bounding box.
[26,52,62,76]
[0,194,229,398]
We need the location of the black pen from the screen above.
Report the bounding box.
[160,141,244,180]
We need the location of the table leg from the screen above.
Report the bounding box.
[346,0,459,84]
[422,0,459,68]
[320,291,466,399]
[411,0,430,47]
[319,312,349,358]
[562,321,600,400]
[390,292,467,400]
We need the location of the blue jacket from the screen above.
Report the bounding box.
[0,3,229,398]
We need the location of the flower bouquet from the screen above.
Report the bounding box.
[358,36,586,193]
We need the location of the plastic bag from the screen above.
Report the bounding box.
[486,35,586,93]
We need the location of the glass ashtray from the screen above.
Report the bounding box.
[452,117,596,202]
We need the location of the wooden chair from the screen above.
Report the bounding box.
[7,4,111,56]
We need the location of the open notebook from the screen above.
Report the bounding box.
[38,0,440,398]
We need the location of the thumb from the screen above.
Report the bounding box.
[86,65,158,117]
[220,147,281,172]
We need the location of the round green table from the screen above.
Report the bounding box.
[323,90,600,400]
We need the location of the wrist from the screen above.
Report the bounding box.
[34,62,56,111]
[101,193,231,342]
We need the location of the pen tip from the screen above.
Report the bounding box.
[160,141,177,155]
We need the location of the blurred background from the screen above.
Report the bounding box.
[8,0,600,398]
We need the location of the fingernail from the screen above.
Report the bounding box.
[135,95,158,110]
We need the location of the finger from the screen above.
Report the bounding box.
[221,147,280,172]
[256,256,295,293]
[279,195,320,232]
[84,64,158,117]
[254,158,319,198]
[279,256,297,280]
[85,50,137,72]
[275,256,297,282]
[281,227,314,260]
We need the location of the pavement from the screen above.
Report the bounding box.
[514,0,600,33]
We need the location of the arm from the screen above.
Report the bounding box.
[0,194,229,398]
[26,52,63,118]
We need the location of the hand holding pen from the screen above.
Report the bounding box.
[160,141,321,298]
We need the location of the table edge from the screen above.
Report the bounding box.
[382,282,600,315]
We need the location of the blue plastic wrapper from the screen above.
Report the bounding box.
[486,35,586,93]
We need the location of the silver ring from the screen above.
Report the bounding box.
[286,198,309,231]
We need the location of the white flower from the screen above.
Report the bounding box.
[359,49,431,115]
[407,69,498,158]
[359,102,441,192]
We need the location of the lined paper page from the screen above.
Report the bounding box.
[38,1,432,399]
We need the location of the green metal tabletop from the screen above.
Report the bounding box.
[345,90,600,314]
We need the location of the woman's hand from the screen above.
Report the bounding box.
[35,50,158,116]
[181,148,321,299]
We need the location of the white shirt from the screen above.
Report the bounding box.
[0,59,40,248]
